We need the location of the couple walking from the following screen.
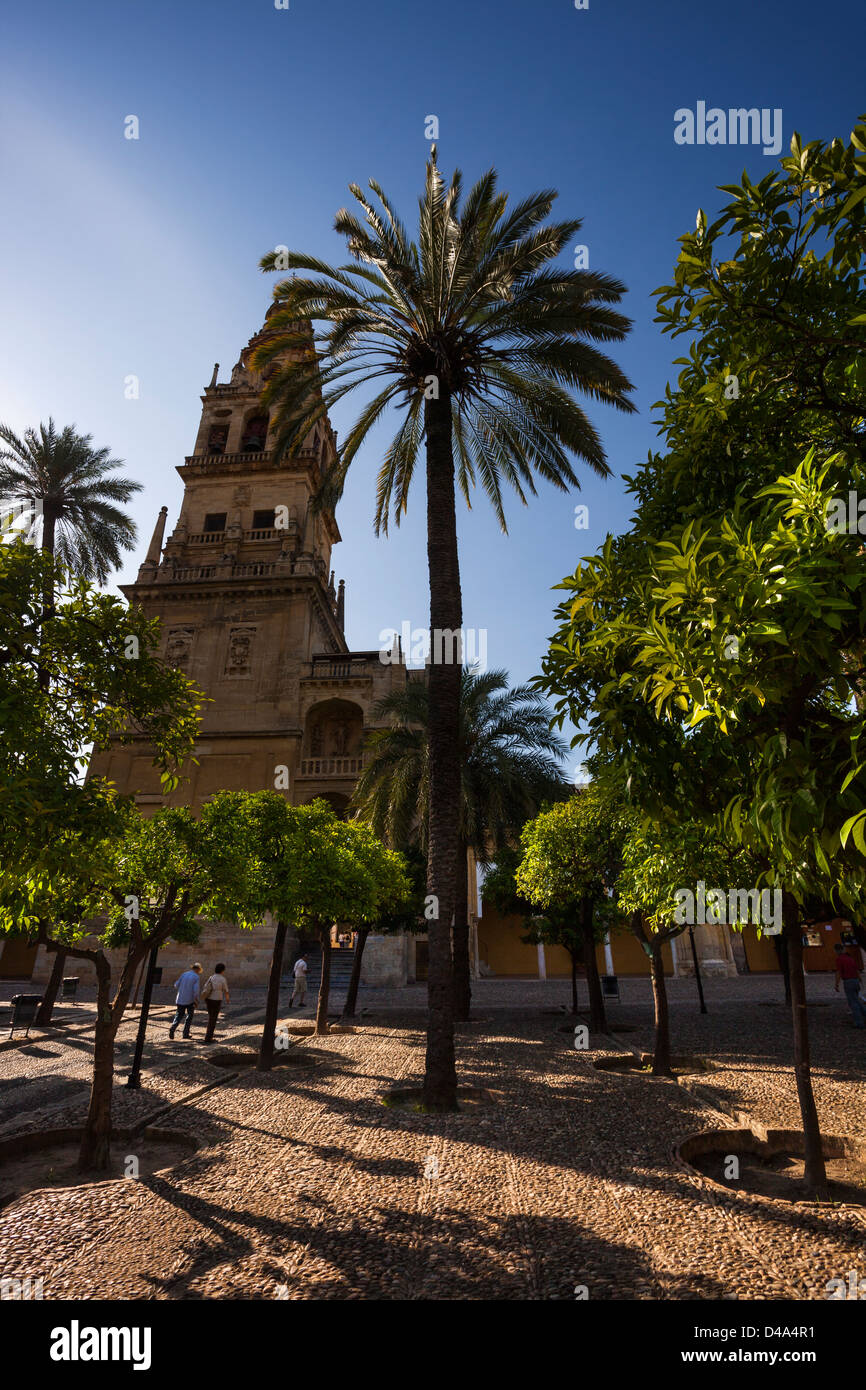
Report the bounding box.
[169,962,230,1042]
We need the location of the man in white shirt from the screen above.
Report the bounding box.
[290,954,308,1008]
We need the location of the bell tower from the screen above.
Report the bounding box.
[82,303,413,986]
[89,307,352,813]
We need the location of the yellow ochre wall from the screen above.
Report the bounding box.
[477,904,673,977]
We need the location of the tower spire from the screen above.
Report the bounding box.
[145,505,168,563]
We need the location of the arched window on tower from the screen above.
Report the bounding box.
[206,424,228,455]
[240,414,269,453]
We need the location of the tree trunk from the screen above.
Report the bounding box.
[581,898,607,1033]
[422,390,460,1110]
[570,950,579,1015]
[784,892,828,1197]
[453,840,471,1021]
[341,927,369,1021]
[315,924,332,1035]
[773,931,792,1004]
[77,954,118,1171]
[36,947,66,1025]
[258,916,288,1072]
[38,503,59,693]
[650,944,672,1077]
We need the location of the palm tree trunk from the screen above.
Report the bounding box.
[36,946,66,1025]
[315,923,332,1035]
[581,898,607,1033]
[453,839,471,1021]
[650,944,672,1077]
[258,917,288,1072]
[341,926,369,1020]
[422,390,460,1109]
[784,891,828,1196]
[38,502,58,693]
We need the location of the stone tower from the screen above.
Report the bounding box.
[69,306,414,985]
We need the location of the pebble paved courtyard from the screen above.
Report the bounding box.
[2,976,865,1300]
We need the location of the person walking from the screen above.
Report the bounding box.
[201,963,230,1044]
[169,963,202,1039]
[290,954,308,1009]
[834,944,866,1029]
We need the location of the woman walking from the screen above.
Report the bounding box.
[202,963,230,1044]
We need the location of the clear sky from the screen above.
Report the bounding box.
[1,0,862,769]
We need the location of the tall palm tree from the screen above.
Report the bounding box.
[255,150,634,1106]
[351,669,570,1019]
[0,419,142,1021]
[0,419,141,580]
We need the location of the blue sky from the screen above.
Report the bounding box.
[1,0,862,766]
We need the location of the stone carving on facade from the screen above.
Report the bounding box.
[225,626,256,677]
[165,627,194,670]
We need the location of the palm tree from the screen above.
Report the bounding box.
[0,419,141,579]
[0,419,142,1021]
[351,668,570,1019]
[255,150,634,1106]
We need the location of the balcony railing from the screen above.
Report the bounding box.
[233,562,276,577]
[299,757,363,777]
[187,531,225,544]
[173,566,217,581]
[308,659,374,680]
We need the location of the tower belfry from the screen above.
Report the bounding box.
[89,306,407,831]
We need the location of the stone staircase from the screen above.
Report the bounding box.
[291,944,355,995]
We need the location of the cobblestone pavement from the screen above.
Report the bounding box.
[1,976,865,1300]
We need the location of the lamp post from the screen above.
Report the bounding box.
[127,941,160,1088]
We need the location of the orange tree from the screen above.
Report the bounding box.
[538,121,866,1195]
[243,795,410,1065]
[515,786,632,1032]
[1,795,262,1172]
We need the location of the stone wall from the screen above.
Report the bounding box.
[360,933,408,988]
[30,921,295,990]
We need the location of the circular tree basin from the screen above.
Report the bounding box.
[677,1127,866,1205]
[0,1125,198,1207]
[592,1052,714,1077]
[382,1084,502,1111]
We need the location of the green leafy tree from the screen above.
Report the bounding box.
[0,543,200,1024]
[538,119,866,1193]
[616,822,762,1075]
[242,796,410,1063]
[255,151,634,1107]
[516,786,631,1031]
[352,668,568,1019]
[629,117,866,536]
[482,846,605,1015]
[341,845,424,1022]
[1,542,202,864]
[0,794,261,1171]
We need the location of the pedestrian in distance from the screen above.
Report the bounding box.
[201,963,230,1044]
[169,963,202,1039]
[834,943,866,1028]
[290,954,308,1009]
